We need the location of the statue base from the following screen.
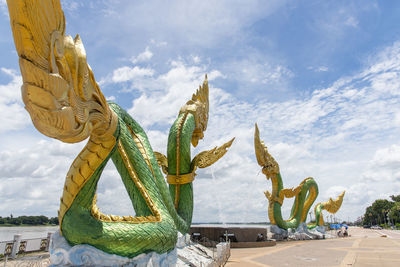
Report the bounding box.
[50,230,217,266]
[268,223,333,241]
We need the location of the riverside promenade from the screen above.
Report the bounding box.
[226,227,400,267]
[3,227,400,266]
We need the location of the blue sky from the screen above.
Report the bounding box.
[1,0,400,223]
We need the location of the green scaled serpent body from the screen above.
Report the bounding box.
[6,0,233,258]
[310,191,346,228]
[254,124,344,230]
[60,103,179,257]
[57,81,232,258]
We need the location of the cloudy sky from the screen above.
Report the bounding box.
[0,0,400,223]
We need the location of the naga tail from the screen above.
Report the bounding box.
[315,191,346,225]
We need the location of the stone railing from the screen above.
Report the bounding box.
[0,232,229,266]
[0,233,52,260]
[191,235,230,266]
[214,242,230,266]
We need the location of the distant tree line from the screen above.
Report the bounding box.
[362,194,400,227]
[0,214,58,226]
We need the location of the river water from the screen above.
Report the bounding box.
[0,226,58,241]
[0,224,269,241]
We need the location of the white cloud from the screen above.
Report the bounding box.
[95,163,136,216]
[308,66,329,72]
[126,60,213,127]
[60,0,82,12]
[131,47,153,64]
[361,145,400,183]
[0,0,8,17]
[229,59,293,85]
[114,41,400,222]
[311,6,369,45]
[0,139,84,216]
[344,16,359,28]
[0,138,138,217]
[2,36,400,223]
[0,68,30,133]
[150,39,168,47]
[111,66,155,83]
[0,68,21,102]
[191,55,201,64]
[372,145,400,169]
[79,0,287,50]
[106,95,116,101]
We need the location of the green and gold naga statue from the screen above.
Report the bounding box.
[6,0,233,260]
[254,124,345,230]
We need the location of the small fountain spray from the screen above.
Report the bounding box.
[210,166,227,226]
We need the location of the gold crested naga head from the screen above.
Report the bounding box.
[7,0,116,143]
[323,190,346,213]
[179,75,209,147]
[254,123,280,179]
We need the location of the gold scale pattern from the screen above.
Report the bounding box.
[59,135,116,226]
[61,120,163,225]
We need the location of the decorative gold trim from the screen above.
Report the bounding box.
[127,125,156,179]
[268,183,303,207]
[89,134,164,224]
[254,124,280,179]
[300,178,318,222]
[176,112,188,177]
[314,190,346,225]
[8,0,115,144]
[93,110,118,142]
[318,212,324,225]
[322,190,345,213]
[115,140,162,222]
[265,174,280,224]
[167,173,196,185]
[191,138,235,172]
[171,75,210,209]
[91,194,159,224]
[179,75,209,147]
[154,152,168,175]
[59,133,116,229]
[174,111,188,209]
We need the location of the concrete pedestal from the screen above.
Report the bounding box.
[50,231,220,266]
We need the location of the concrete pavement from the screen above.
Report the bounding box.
[226,227,400,267]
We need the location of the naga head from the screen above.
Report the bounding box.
[179,75,209,147]
[19,32,116,143]
[8,0,116,144]
[254,123,280,179]
[322,190,346,213]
